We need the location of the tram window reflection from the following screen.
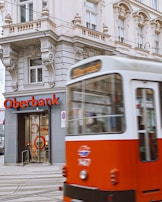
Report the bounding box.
[67,74,125,135]
[136,88,158,161]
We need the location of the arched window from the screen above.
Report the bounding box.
[113,2,132,44]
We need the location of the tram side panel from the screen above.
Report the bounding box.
[65,137,162,202]
[65,138,137,198]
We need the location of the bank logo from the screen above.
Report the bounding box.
[78,145,91,158]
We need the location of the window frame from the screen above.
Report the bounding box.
[118,18,125,43]
[86,1,97,31]
[152,0,158,10]
[137,25,143,48]
[154,32,160,54]
[136,87,158,162]
[29,58,43,84]
[19,0,33,22]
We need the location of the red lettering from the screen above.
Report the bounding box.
[52,94,59,105]
[46,98,52,106]
[4,94,60,108]
[20,100,26,108]
[4,99,13,108]
[26,100,31,107]
[13,98,19,109]
[31,96,38,107]
[38,99,45,106]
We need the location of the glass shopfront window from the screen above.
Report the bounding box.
[25,112,48,163]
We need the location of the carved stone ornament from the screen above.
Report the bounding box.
[74,46,84,61]
[2,57,18,91]
[74,46,101,61]
[42,7,49,17]
[103,24,108,33]
[133,11,149,27]
[0,2,4,10]
[151,19,162,34]
[74,13,81,25]
[42,52,55,87]
[5,14,12,24]
[113,2,131,20]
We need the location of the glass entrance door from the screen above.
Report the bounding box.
[25,112,49,163]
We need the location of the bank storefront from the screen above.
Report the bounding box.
[4,93,66,165]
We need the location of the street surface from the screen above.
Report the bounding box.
[0,155,64,202]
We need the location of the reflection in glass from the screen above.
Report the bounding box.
[67,74,125,135]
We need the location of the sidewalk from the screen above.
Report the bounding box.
[0,155,64,202]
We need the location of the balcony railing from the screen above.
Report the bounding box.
[73,25,109,43]
[2,17,56,36]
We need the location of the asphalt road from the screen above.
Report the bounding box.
[0,155,64,202]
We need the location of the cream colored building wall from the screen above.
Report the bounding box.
[104,0,162,57]
[0,0,162,95]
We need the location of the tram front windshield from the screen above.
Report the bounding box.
[67,74,125,135]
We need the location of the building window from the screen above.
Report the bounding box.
[152,0,158,10]
[154,32,159,54]
[86,1,97,30]
[118,18,124,43]
[137,26,143,48]
[20,0,33,22]
[29,58,42,84]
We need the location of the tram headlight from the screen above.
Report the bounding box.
[80,170,88,180]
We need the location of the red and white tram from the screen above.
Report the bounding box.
[63,55,162,202]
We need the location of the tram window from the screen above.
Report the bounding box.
[136,88,158,161]
[67,82,83,134]
[67,74,125,135]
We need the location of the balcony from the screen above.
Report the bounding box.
[72,24,110,45]
[0,17,57,47]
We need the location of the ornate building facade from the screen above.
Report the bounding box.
[0,0,161,164]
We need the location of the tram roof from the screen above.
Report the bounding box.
[67,55,162,83]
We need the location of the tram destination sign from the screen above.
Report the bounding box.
[71,60,101,79]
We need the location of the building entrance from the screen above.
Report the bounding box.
[25,112,49,163]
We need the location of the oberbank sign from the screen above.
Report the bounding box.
[4,94,60,109]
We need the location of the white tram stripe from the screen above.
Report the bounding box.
[65,133,138,141]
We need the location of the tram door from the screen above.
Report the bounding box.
[25,113,49,163]
[132,81,161,199]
